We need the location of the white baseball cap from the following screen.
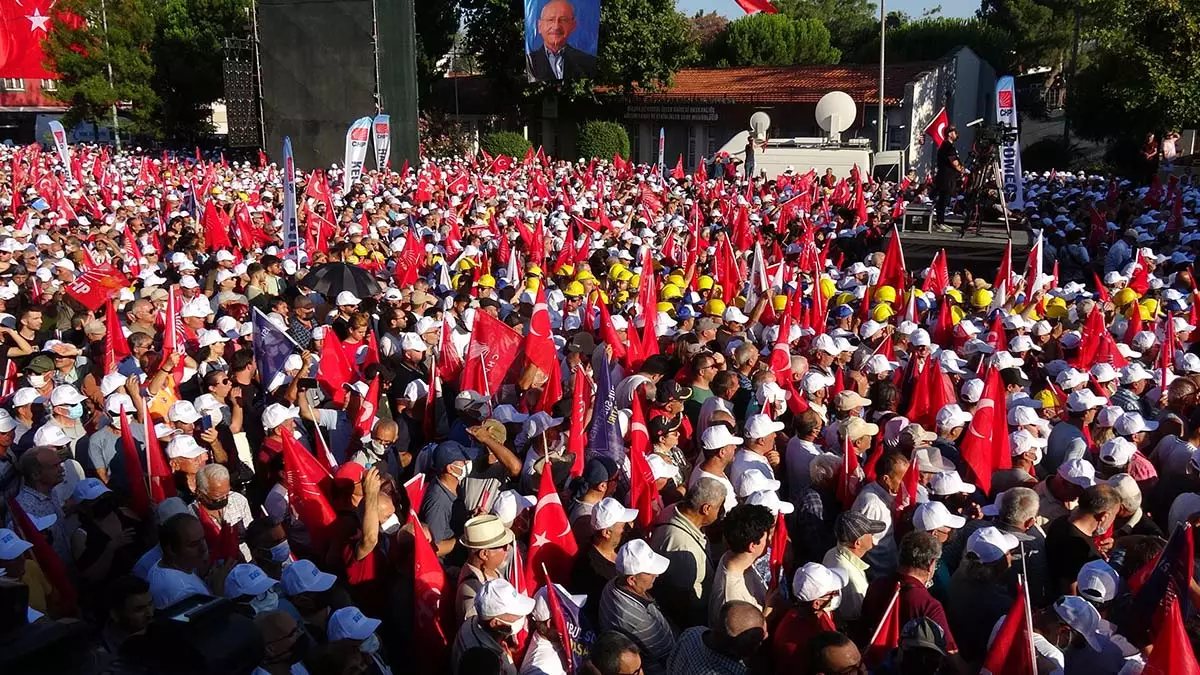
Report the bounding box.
[1114,412,1158,436]
[960,379,984,403]
[0,528,33,560]
[328,606,382,640]
[491,490,536,526]
[1099,437,1137,467]
[400,332,427,353]
[744,414,785,440]
[262,403,299,431]
[1066,390,1107,412]
[168,400,203,424]
[910,329,931,347]
[1120,363,1154,384]
[224,563,278,599]
[531,583,587,622]
[32,425,71,447]
[591,497,639,530]
[49,384,86,406]
[166,435,206,460]
[735,468,781,498]
[935,404,972,431]
[12,387,42,407]
[928,471,976,496]
[281,559,337,596]
[73,477,112,502]
[335,291,361,306]
[966,526,1021,563]
[801,371,835,394]
[1009,429,1046,456]
[792,562,849,602]
[1077,559,1120,603]
[616,539,670,576]
[100,372,128,397]
[1057,458,1097,488]
[746,489,795,515]
[1089,363,1119,383]
[0,410,15,434]
[1056,368,1088,389]
[474,578,536,619]
[700,425,743,451]
[912,501,966,532]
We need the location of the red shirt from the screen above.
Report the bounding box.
[859,572,958,653]
[771,608,837,675]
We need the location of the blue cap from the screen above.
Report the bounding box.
[833,305,854,319]
[432,441,472,471]
[678,305,696,320]
[583,456,619,486]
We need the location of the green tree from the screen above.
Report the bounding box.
[577,120,630,159]
[460,0,526,86]
[46,0,160,137]
[152,0,249,142]
[481,130,532,157]
[1066,0,1200,142]
[977,0,1073,70]
[841,17,1015,69]
[709,13,839,66]
[776,0,878,55]
[415,1,462,89]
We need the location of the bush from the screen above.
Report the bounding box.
[480,131,531,159]
[577,121,630,160]
[1021,138,1080,173]
[418,112,473,158]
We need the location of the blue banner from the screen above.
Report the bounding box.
[252,307,298,391]
[281,136,302,262]
[587,346,623,465]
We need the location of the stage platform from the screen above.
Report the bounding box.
[898,212,1028,276]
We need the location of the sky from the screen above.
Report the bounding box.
[675,0,979,19]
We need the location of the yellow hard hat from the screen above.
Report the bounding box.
[564,281,585,297]
[661,284,683,301]
[871,303,895,322]
[875,285,897,304]
[608,263,628,278]
[945,288,963,304]
[819,277,836,301]
[527,264,543,278]
[615,291,629,304]
[616,269,634,283]
[666,274,685,287]
[477,274,496,289]
[1046,296,1067,310]
[950,305,965,324]
[773,295,788,312]
[1045,303,1068,320]
[734,296,747,309]
[575,270,597,283]
[698,275,715,291]
[558,264,575,277]
[971,288,993,309]
[656,301,674,313]
[347,254,361,264]
[1114,287,1138,307]
[354,244,368,257]
[1035,388,1061,408]
[456,257,477,271]
[1137,298,1158,319]
[526,278,541,292]
[705,298,726,316]
[629,274,641,289]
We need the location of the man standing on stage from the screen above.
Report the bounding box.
[934,125,965,234]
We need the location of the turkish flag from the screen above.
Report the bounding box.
[981,579,1036,675]
[959,366,1011,495]
[836,432,861,509]
[352,376,380,440]
[1143,598,1200,675]
[404,474,427,513]
[410,513,451,674]
[317,331,356,406]
[526,460,579,588]
[460,310,523,396]
[767,510,788,590]
[0,1,81,79]
[526,285,558,375]
[865,583,902,666]
[876,226,907,296]
[628,392,659,529]
[281,431,337,549]
[118,408,152,520]
[670,154,685,180]
[636,246,660,360]
[435,318,463,383]
[63,262,130,311]
[905,358,954,430]
[142,406,175,502]
[769,312,808,417]
[924,107,950,147]
[104,299,131,373]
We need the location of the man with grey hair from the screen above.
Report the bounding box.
[860,532,960,655]
[1110,473,1162,538]
[949,486,1050,605]
[193,462,255,561]
[649,476,726,629]
[730,341,759,418]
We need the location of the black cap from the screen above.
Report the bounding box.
[655,380,692,405]
[1000,367,1029,388]
[900,617,948,656]
[649,415,681,440]
[567,332,595,354]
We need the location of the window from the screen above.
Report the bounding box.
[1,79,24,91]
[40,79,57,92]
[706,124,717,157]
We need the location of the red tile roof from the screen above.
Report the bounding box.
[632,63,935,106]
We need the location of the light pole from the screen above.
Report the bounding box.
[877,0,886,152]
[99,0,121,150]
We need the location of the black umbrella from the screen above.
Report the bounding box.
[302,262,384,300]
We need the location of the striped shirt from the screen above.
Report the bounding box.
[597,579,677,675]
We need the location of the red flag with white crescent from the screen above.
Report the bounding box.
[526,460,579,587]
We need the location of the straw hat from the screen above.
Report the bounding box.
[459,515,515,550]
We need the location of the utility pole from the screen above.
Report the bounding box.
[1063,3,1081,146]
[99,0,121,150]
[877,0,886,152]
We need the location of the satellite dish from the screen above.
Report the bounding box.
[749,112,771,142]
[815,91,857,142]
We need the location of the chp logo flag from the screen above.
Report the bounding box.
[372,114,391,171]
[342,116,373,195]
[48,120,70,168]
[995,76,1025,209]
[281,136,302,262]
[64,263,131,311]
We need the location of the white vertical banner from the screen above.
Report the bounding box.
[48,120,70,168]
[372,114,391,171]
[342,116,373,195]
[282,137,302,262]
[995,76,1024,210]
[657,127,665,175]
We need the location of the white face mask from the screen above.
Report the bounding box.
[499,616,526,636]
[359,634,380,654]
[380,513,401,535]
[28,374,46,388]
[250,588,279,614]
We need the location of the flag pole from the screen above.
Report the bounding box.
[1022,572,1036,672]
[867,582,901,647]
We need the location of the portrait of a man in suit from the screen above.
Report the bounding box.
[525,0,597,83]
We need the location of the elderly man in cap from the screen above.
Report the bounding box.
[731,413,784,478]
[419,441,473,558]
[456,514,515,623]
[850,450,910,579]
[690,425,741,514]
[771,562,849,671]
[572,497,637,622]
[1036,457,1096,527]
[822,511,885,624]
[598,539,677,675]
[1046,389,1107,473]
[328,605,392,673]
[861,531,959,656]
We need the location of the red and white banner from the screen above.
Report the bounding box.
[48,120,70,168]
[342,116,373,195]
[64,263,130,310]
[372,114,391,171]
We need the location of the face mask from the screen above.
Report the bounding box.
[369,440,391,458]
[249,588,279,614]
[359,634,380,655]
[268,540,291,563]
[497,616,526,636]
[66,403,84,420]
[205,496,230,511]
[28,374,45,388]
[380,513,401,535]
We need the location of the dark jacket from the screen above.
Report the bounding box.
[526,44,597,82]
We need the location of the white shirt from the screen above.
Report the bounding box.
[546,50,564,79]
[822,545,870,622]
[786,437,823,500]
[697,396,733,432]
[730,449,772,491]
[688,466,738,513]
[147,562,211,609]
[520,632,567,675]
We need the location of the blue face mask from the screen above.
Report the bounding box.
[66,403,84,420]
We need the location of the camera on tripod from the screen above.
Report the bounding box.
[971,123,1019,159]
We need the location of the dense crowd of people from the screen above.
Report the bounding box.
[0,139,1198,675]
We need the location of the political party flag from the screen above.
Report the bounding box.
[981,578,1035,675]
[893,448,922,515]
[342,116,373,195]
[251,307,299,395]
[104,300,132,374]
[372,114,391,170]
[670,155,685,180]
[567,366,589,479]
[526,452,579,587]
[587,347,624,467]
[118,407,152,520]
[924,107,949,147]
[317,331,356,407]
[1142,595,1200,675]
[1121,523,1193,641]
[48,120,69,168]
[410,513,450,675]
[506,540,534,654]
[905,357,954,430]
[7,496,77,616]
[460,310,523,397]
[627,391,658,529]
[542,573,595,674]
[959,366,1011,495]
[865,583,902,666]
[281,430,337,549]
[63,262,130,311]
[196,499,240,563]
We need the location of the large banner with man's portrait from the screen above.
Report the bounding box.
[524,0,599,83]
